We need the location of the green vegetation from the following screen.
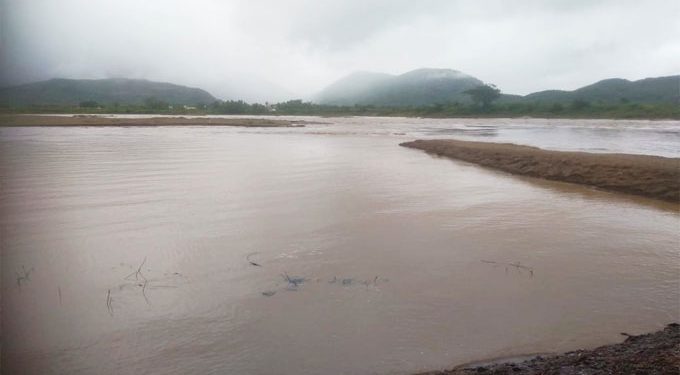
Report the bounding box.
[317,69,679,108]
[0,78,216,107]
[0,73,677,119]
[524,76,680,104]
[316,68,483,106]
[2,98,677,119]
[464,84,501,110]
[267,100,678,119]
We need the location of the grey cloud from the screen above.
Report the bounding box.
[1,0,678,101]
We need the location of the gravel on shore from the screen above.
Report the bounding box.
[418,323,680,375]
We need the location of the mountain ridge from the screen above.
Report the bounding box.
[315,68,484,106]
[317,69,679,106]
[0,71,677,108]
[524,75,679,104]
[0,78,217,106]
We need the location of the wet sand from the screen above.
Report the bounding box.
[419,323,680,375]
[401,139,680,203]
[0,114,303,127]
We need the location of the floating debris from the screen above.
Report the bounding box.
[16,265,33,289]
[481,260,534,277]
[142,279,149,304]
[246,252,262,267]
[282,272,305,288]
[106,289,113,315]
[124,257,147,282]
[258,274,389,297]
[107,257,186,314]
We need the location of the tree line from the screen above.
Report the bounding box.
[1,84,677,119]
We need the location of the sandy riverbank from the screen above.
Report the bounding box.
[418,323,679,374]
[0,115,304,127]
[400,139,680,203]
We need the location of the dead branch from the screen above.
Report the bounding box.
[481,260,534,276]
[246,252,262,267]
[106,289,113,315]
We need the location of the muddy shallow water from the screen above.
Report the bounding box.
[1,118,679,374]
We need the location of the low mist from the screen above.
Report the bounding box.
[1,0,679,102]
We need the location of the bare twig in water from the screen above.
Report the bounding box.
[16,266,34,289]
[481,260,534,277]
[282,272,304,288]
[246,252,262,267]
[121,257,153,302]
[124,257,148,281]
[142,279,150,304]
[106,289,113,315]
[58,286,62,305]
[136,257,147,281]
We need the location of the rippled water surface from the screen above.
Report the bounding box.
[1,117,679,374]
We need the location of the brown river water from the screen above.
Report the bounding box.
[1,117,679,374]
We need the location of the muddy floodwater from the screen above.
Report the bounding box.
[1,117,679,374]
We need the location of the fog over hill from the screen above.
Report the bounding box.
[315,68,483,106]
[315,69,679,107]
[3,1,678,102]
[0,72,677,108]
[0,78,216,106]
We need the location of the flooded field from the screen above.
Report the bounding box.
[1,118,679,374]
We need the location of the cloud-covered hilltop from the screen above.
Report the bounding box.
[1,72,677,108]
[315,68,484,106]
[315,68,679,107]
[0,78,216,106]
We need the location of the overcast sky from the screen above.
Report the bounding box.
[1,0,679,102]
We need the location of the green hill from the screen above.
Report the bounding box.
[524,76,679,104]
[317,69,679,107]
[316,68,484,106]
[0,78,217,106]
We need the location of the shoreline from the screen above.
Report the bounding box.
[417,323,679,374]
[400,139,680,203]
[0,114,304,127]
[1,111,677,121]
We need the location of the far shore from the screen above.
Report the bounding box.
[0,114,305,127]
[401,139,680,203]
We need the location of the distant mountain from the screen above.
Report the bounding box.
[317,69,679,107]
[3,73,676,108]
[0,78,217,106]
[316,68,484,106]
[523,76,679,104]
